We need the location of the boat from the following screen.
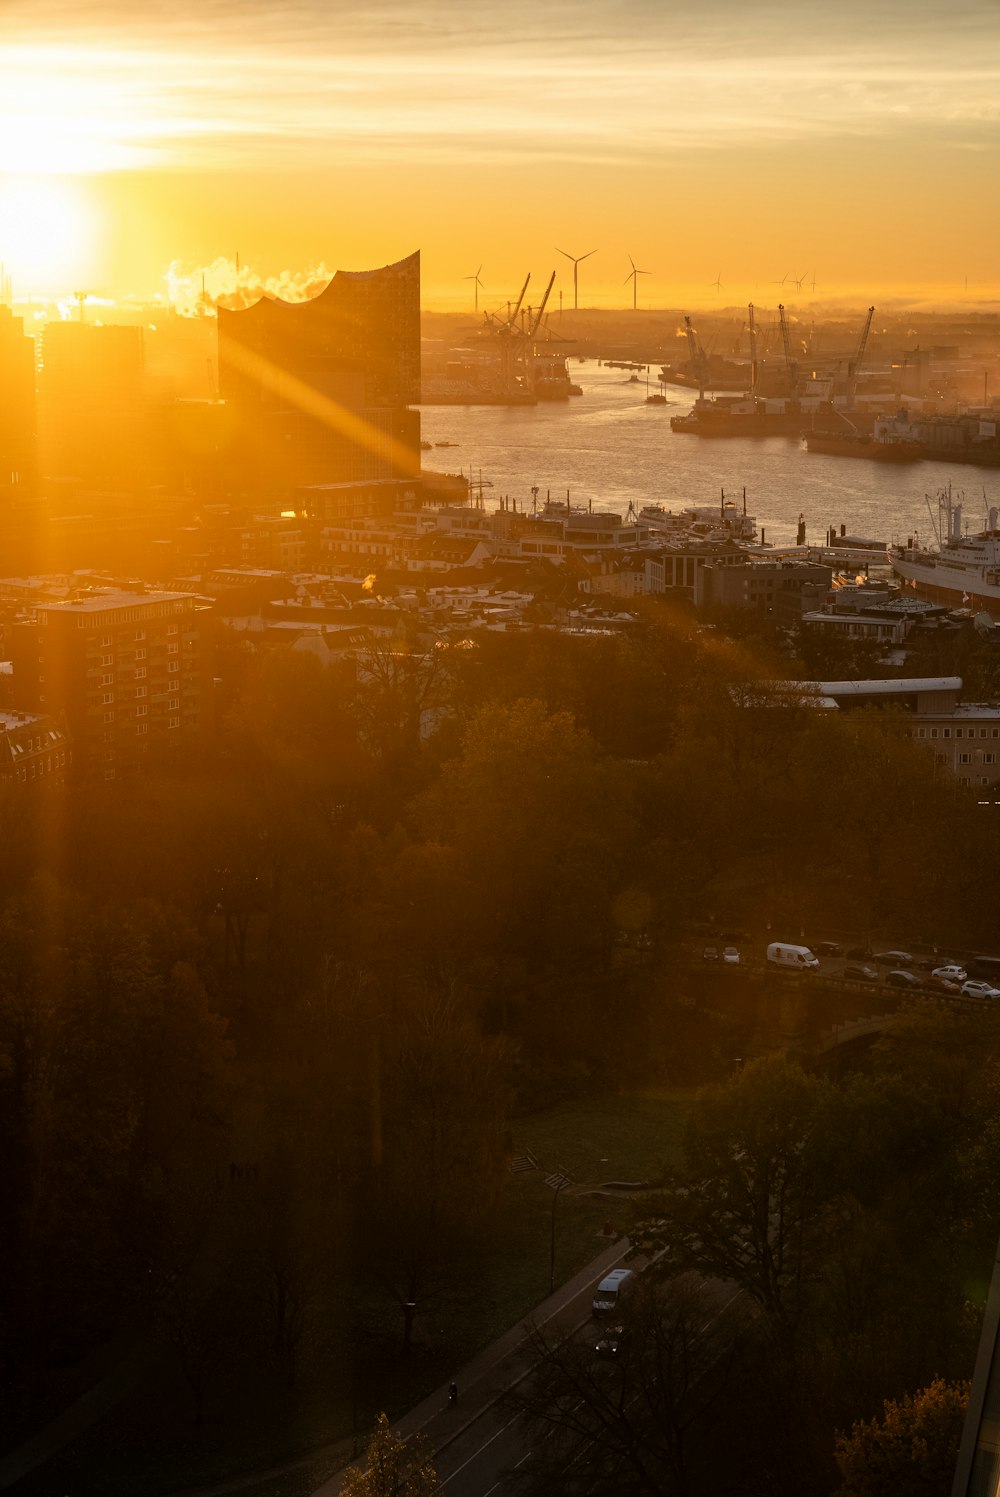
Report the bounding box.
[670,393,816,437]
[804,431,924,463]
[889,488,1000,617]
[637,492,757,544]
[646,393,668,405]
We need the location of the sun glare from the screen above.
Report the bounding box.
[0,178,96,294]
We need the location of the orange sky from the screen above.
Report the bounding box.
[1,1,998,312]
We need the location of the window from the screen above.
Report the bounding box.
[135,722,147,735]
[930,728,938,739]
[103,730,115,743]
[101,654,113,666]
[134,630,146,641]
[135,704,147,716]
[135,685,146,699]
[101,674,113,686]
[134,667,146,679]
[37,655,44,663]
[960,753,971,764]
[168,717,180,729]
[982,729,989,739]
[103,711,115,723]
[985,754,997,765]
[918,728,926,739]
[167,624,178,636]
[101,635,113,646]
[135,648,146,660]
[943,728,951,738]
[168,661,179,673]
[168,698,179,711]
[960,776,971,786]
[101,691,114,705]
[168,643,179,655]
[983,777,991,786]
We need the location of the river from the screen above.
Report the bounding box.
[418,362,996,547]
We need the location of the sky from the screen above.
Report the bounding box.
[1,0,998,311]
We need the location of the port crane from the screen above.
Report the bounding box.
[524,271,556,393]
[846,305,875,406]
[683,315,709,392]
[778,304,799,399]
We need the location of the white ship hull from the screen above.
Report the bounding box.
[891,551,1000,617]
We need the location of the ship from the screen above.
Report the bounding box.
[890,488,1000,616]
[804,431,924,463]
[670,393,819,437]
[634,491,757,544]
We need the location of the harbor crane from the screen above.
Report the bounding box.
[683,315,709,391]
[778,304,799,399]
[846,305,875,406]
[524,271,556,393]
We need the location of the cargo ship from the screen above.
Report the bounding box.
[671,394,816,437]
[804,431,924,462]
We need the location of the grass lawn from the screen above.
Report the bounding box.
[13,1089,693,1497]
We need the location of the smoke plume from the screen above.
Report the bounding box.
[165,257,335,316]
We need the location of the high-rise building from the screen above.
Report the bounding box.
[37,322,146,490]
[10,587,210,780]
[0,305,37,493]
[216,251,421,494]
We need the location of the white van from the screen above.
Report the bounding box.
[767,942,820,969]
[592,1268,634,1317]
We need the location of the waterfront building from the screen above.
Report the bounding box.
[217,252,421,495]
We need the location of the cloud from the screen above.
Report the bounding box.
[2,0,998,174]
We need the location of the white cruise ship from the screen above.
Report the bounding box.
[890,489,1000,616]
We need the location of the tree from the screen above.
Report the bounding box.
[506,1274,753,1497]
[635,1056,833,1341]
[340,1411,441,1497]
[834,1378,969,1497]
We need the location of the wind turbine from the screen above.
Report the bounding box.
[464,265,485,312]
[624,254,650,310]
[791,270,808,290]
[555,247,596,311]
[710,271,723,293]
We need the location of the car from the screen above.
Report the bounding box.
[932,965,968,983]
[846,946,873,961]
[843,964,878,983]
[722,946,740,965]
[961,980,1000,999]
[594,1324,627,1357]
[874,950,914,967]
[812,941,844,958]
[928,974,962,994]
[702,945,719,962]
[886,969,921,989]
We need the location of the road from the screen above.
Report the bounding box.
[311,1238,630,1497]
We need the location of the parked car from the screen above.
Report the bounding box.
[874,950,914,967]
[961,980,1000,999]
[886,969,921,989]
[812,941,844,958]
[932,965,968,983]
[846,946,873,960]
[722,946,741,965]
[702,946,719,962]
[844,964,878,983]
[928,975,962,994]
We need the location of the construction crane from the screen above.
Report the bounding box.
[846,305,875,406]
[778,304,798,399]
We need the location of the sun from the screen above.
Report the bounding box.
[0,177,97,295]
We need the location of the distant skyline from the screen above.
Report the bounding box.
[1,0,998,308]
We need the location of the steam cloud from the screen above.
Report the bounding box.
[165,257,336,316]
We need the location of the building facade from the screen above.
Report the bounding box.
[10,588,209,779]
[217,253,421,494]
